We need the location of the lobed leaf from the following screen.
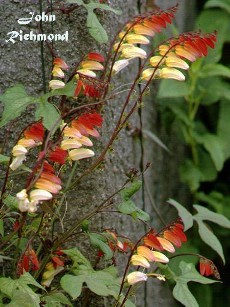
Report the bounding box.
[35,101,60,131]
[60,275,84,300]
[194,219,225,263]
[198,64,230,79]
[0,85,36,127]
[167,199,193,231]
[205,0,230,14]
[193,204,230,229]
[41,292,72,307]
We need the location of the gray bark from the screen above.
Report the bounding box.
[0,0,195,306]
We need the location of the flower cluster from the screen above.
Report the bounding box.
[61,113,103,161]
[16,161,60,213]
[141,32,217,82]
[10,122,45,171]
[42,250,65,287]
[127,220,187,285]
[112,6,177,74]
[74,53,106,98]
[49,58,69,90]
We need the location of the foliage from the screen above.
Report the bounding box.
[0,2,229,307]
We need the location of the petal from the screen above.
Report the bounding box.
[76,69,97,78]
[131,255,150,268]
[78,136,93,147]
[49,80,65,90]
[133,24,155,36]
[69,148,95,161]
[137,246,155,262]
[52,66,65,78]
[61,138,82,150]
[87,52,104,62]
[16,189,28,200]
[152,251,169,263]
[175,46,196,62]
[163,230,182,247]
[12,145,28,156]
[126,33,150,45]
[53,58,69,70]
[150,55,164,67]
[158,44,170,56]
[40,172,61,185]
[24,122,44,142]
[34,179,62,194]
[141,68,158,81]
[157,237,175,253]
[126,271,148,285]
[122,46,147,59]
[144,233,164,251]
[81,60,104,71]
[18,138,36,148]
[112,59,130,74]
[63,127,82,138]
[29,189,53,202]
[10,155,26,170]
[165,56,189,70]
[159,67,185,81]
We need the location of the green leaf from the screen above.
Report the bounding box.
[6,290,39,307]
[167,199,193,231]
[142,130,170,152]
[3,195,19,210]
[194,218,225,263]
[120,180,142,200]
[35,102,60,131]
[157,79,189,98]
[118,200,137,214]
[49,79,75,98]
[0,273,43,306]
[205,0,230,14]
[173,282,199,307]
[86,9,108,43]
[86,2,121,15]
[193,204,230,229]
[218,100,230,159]
[89,233,113,260]
[62,248,92,269]
[0,154,10,164]
[180,159,203,192]
[0,85,36,127]
[60,275,84,300]
[172,261,218,307]
[42,292,72,306]
[133,208,150,222]
[195,134,225,171]
[0,219,4,237]
[198,64,230,78]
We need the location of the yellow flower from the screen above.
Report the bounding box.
[159,67,185,81]
[81,60,104,71]
[12,145,27,156]
[69,148,95,161]
[175,46,196,62]
[133,24,155,36]
[49,80,65,90]
[61,138,82,150]
[52,66,65,78]
[122,46,147,59]
[137,246,155,262]
[141,68,160,81]
[165,56,189,70]
[150,56,165,67]
[126,33,150,45]
[131,254,150,268]
[152,251,169,263]
[158,45,170,56]
[76,69,97,78]
[157,237,175,253]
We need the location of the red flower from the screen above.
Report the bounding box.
[199,258,220,279]
[144,233,164,251]
[17,248,40,275]
[87,52,104,62]
[48,147,68,164]
[77,113,103,129]
[24,122,45,142]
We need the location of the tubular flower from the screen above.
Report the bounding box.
[61,113,103,162]
[48,147,68,165]
[17,247,40,275]
[112,5,177,74]
[141,31,217,82]
[16,161,62,213]
[199,258,220,279]
[74,53,105,98]
[51,57,68,80]
[49,80,65,90]
[10,122,45,171]
[127,271,148,285]
[131,254,151,268]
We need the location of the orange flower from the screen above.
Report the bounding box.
[17,247,40,275]
[199,258,220,279]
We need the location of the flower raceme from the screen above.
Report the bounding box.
[112,5,177,74]
[10,122,45,171]
[61,113,103,161]
[141,32,217,82]
[127,220,187,285]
